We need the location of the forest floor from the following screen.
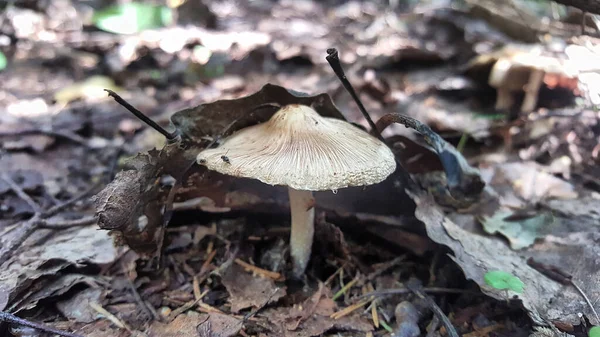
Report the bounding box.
[1,1,599,337]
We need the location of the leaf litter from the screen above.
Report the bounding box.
[1,1,600,337]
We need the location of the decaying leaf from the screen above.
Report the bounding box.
[377,112,485,204]
[10,274,99,313]
[56,287,104,323]
[482,161,579,203]
[481,210,556,250]
[259,287,373,337]
[197,312,243,337]
[148,311,208,337]
[411,190,600,326]
[0,226,116,311]
[221,263,286,313]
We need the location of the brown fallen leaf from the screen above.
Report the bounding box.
[197,312,243,337]
[261,301,372,337]
[221,263,286,313]
[148,311,208,337]
[56,287,104,323]
[0,226,116,311]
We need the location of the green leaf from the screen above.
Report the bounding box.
[484,271,524,293]
[481,210,555,250]
[0,51,7,71]
[92,3,173,35]
[590,327,600,337]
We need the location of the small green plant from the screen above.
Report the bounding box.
[589,326,600,337]
[0,51,7,71]
[92,2,173,35]
[484,271,524,293]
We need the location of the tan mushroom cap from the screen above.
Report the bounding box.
[196,104,396,191]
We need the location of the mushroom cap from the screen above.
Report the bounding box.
[196,104,396,191]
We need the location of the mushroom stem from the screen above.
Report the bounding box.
[288,187,315,277]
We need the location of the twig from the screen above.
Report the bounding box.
[426,315,441,337]
[406,280,460,337]
[332,276,359,301]
[45,182,101,217]
[168,290,209,321]
[330,299,371,320]
[104,89,177,140]
[39,216,97,229]
[527,258,600,323]
[1,174,42,213]
[124,265,157,321]
[0,128,91,148]
[234,258,284,281]
[366,256,405,281]
[0,311,83,337]
[359,287,483,300]
[325,49,419,192]
[0,182,100,267]
[89,302,133,333]
[325,48,384,142]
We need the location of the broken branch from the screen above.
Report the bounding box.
[326,48,384,142]
[0,311,83,337]
[104,89,178,140]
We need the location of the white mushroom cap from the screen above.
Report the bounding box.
[196,104,396,191]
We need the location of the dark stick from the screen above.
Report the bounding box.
[325,48,384,142]
[0,311,83,337]
[1,174,42,213]
[104,89,177,140]
[406,280,460,337]
[359,287,483,300]
[325,49,419,192]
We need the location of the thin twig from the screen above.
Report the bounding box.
[406,280,460,337]
[104,89,177,140]
[325,48,384,142]
[359,287,483,300]
[39,216,97,229]
[0,311,83,337]
[89,302,133,333]
[45,182,101,218]
[234,258,284,281]
[0,182,100,267]
[1,174,42,213]
[123,265,157,321]
[0,129,91,148]
[571,281,600,323]
[527,257,600,323]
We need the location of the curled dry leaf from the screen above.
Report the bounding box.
[197,312,243,337]
[221,263,286,313]
[259,290,372,337]
[376,112,485,204]
[0,226,116,311]
[148,311,208,337]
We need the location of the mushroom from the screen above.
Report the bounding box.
[468,44,578,113]
[196,104,396,276]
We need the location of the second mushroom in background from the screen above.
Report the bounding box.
[196,104,397,277]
